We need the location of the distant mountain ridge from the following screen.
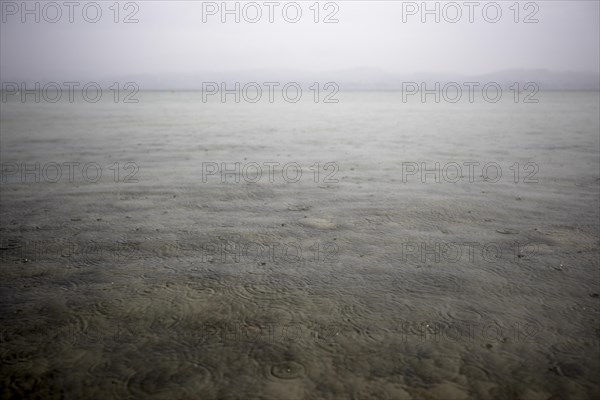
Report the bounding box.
[4,69,599,91]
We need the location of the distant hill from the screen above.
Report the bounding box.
[5,69,599,91]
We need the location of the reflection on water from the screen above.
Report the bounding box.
[1,92,599,399]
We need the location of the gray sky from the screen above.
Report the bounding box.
[1,1,599,82]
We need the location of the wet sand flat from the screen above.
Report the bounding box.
[1,91,599,399]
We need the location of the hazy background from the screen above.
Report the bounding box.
[1,0,599,89]
[2,2,600,399]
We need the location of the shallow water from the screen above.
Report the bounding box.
[1,91,599,399]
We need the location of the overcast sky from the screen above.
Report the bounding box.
[1,1,599,81]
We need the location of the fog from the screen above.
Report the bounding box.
[1,0,598,85]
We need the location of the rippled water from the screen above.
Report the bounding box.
[1,91,599,399]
